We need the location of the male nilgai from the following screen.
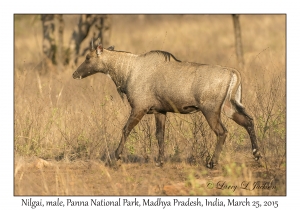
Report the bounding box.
[72,43,261,168]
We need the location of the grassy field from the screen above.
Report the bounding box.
[14,14,286,195]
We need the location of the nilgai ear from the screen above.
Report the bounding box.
[96,44,103,55]
[107,46,115,51]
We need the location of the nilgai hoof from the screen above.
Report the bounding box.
[206,161,215,169]
[155,161,164,167]
[206,156,216,169]
[253,149,262,161]
[107,158,122,168]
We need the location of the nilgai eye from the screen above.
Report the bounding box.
[86,55,90,60]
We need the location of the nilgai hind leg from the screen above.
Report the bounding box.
[203,111,228,169]
[205,98,261,169]
[221,99,262,167]
[230,102,261,160]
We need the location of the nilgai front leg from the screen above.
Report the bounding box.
[154,113,166,167]
[115,109,146,162]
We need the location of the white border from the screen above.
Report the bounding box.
[3,0,298,209]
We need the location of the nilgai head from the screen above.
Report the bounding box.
[72,42,114,80]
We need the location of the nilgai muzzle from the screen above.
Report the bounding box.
[73,43,261,168]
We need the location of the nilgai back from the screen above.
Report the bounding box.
[72,43,261,168]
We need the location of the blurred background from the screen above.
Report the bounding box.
[14,15,286,195]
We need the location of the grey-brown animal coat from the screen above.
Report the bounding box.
[73,44,261,168]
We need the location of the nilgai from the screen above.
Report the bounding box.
[72,42,261,168]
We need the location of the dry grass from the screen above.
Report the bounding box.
[14,156,284,196]
[14,14,286,196]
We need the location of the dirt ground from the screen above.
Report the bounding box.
[14,154,286,196]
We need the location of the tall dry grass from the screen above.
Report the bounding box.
[14,14,286,195]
